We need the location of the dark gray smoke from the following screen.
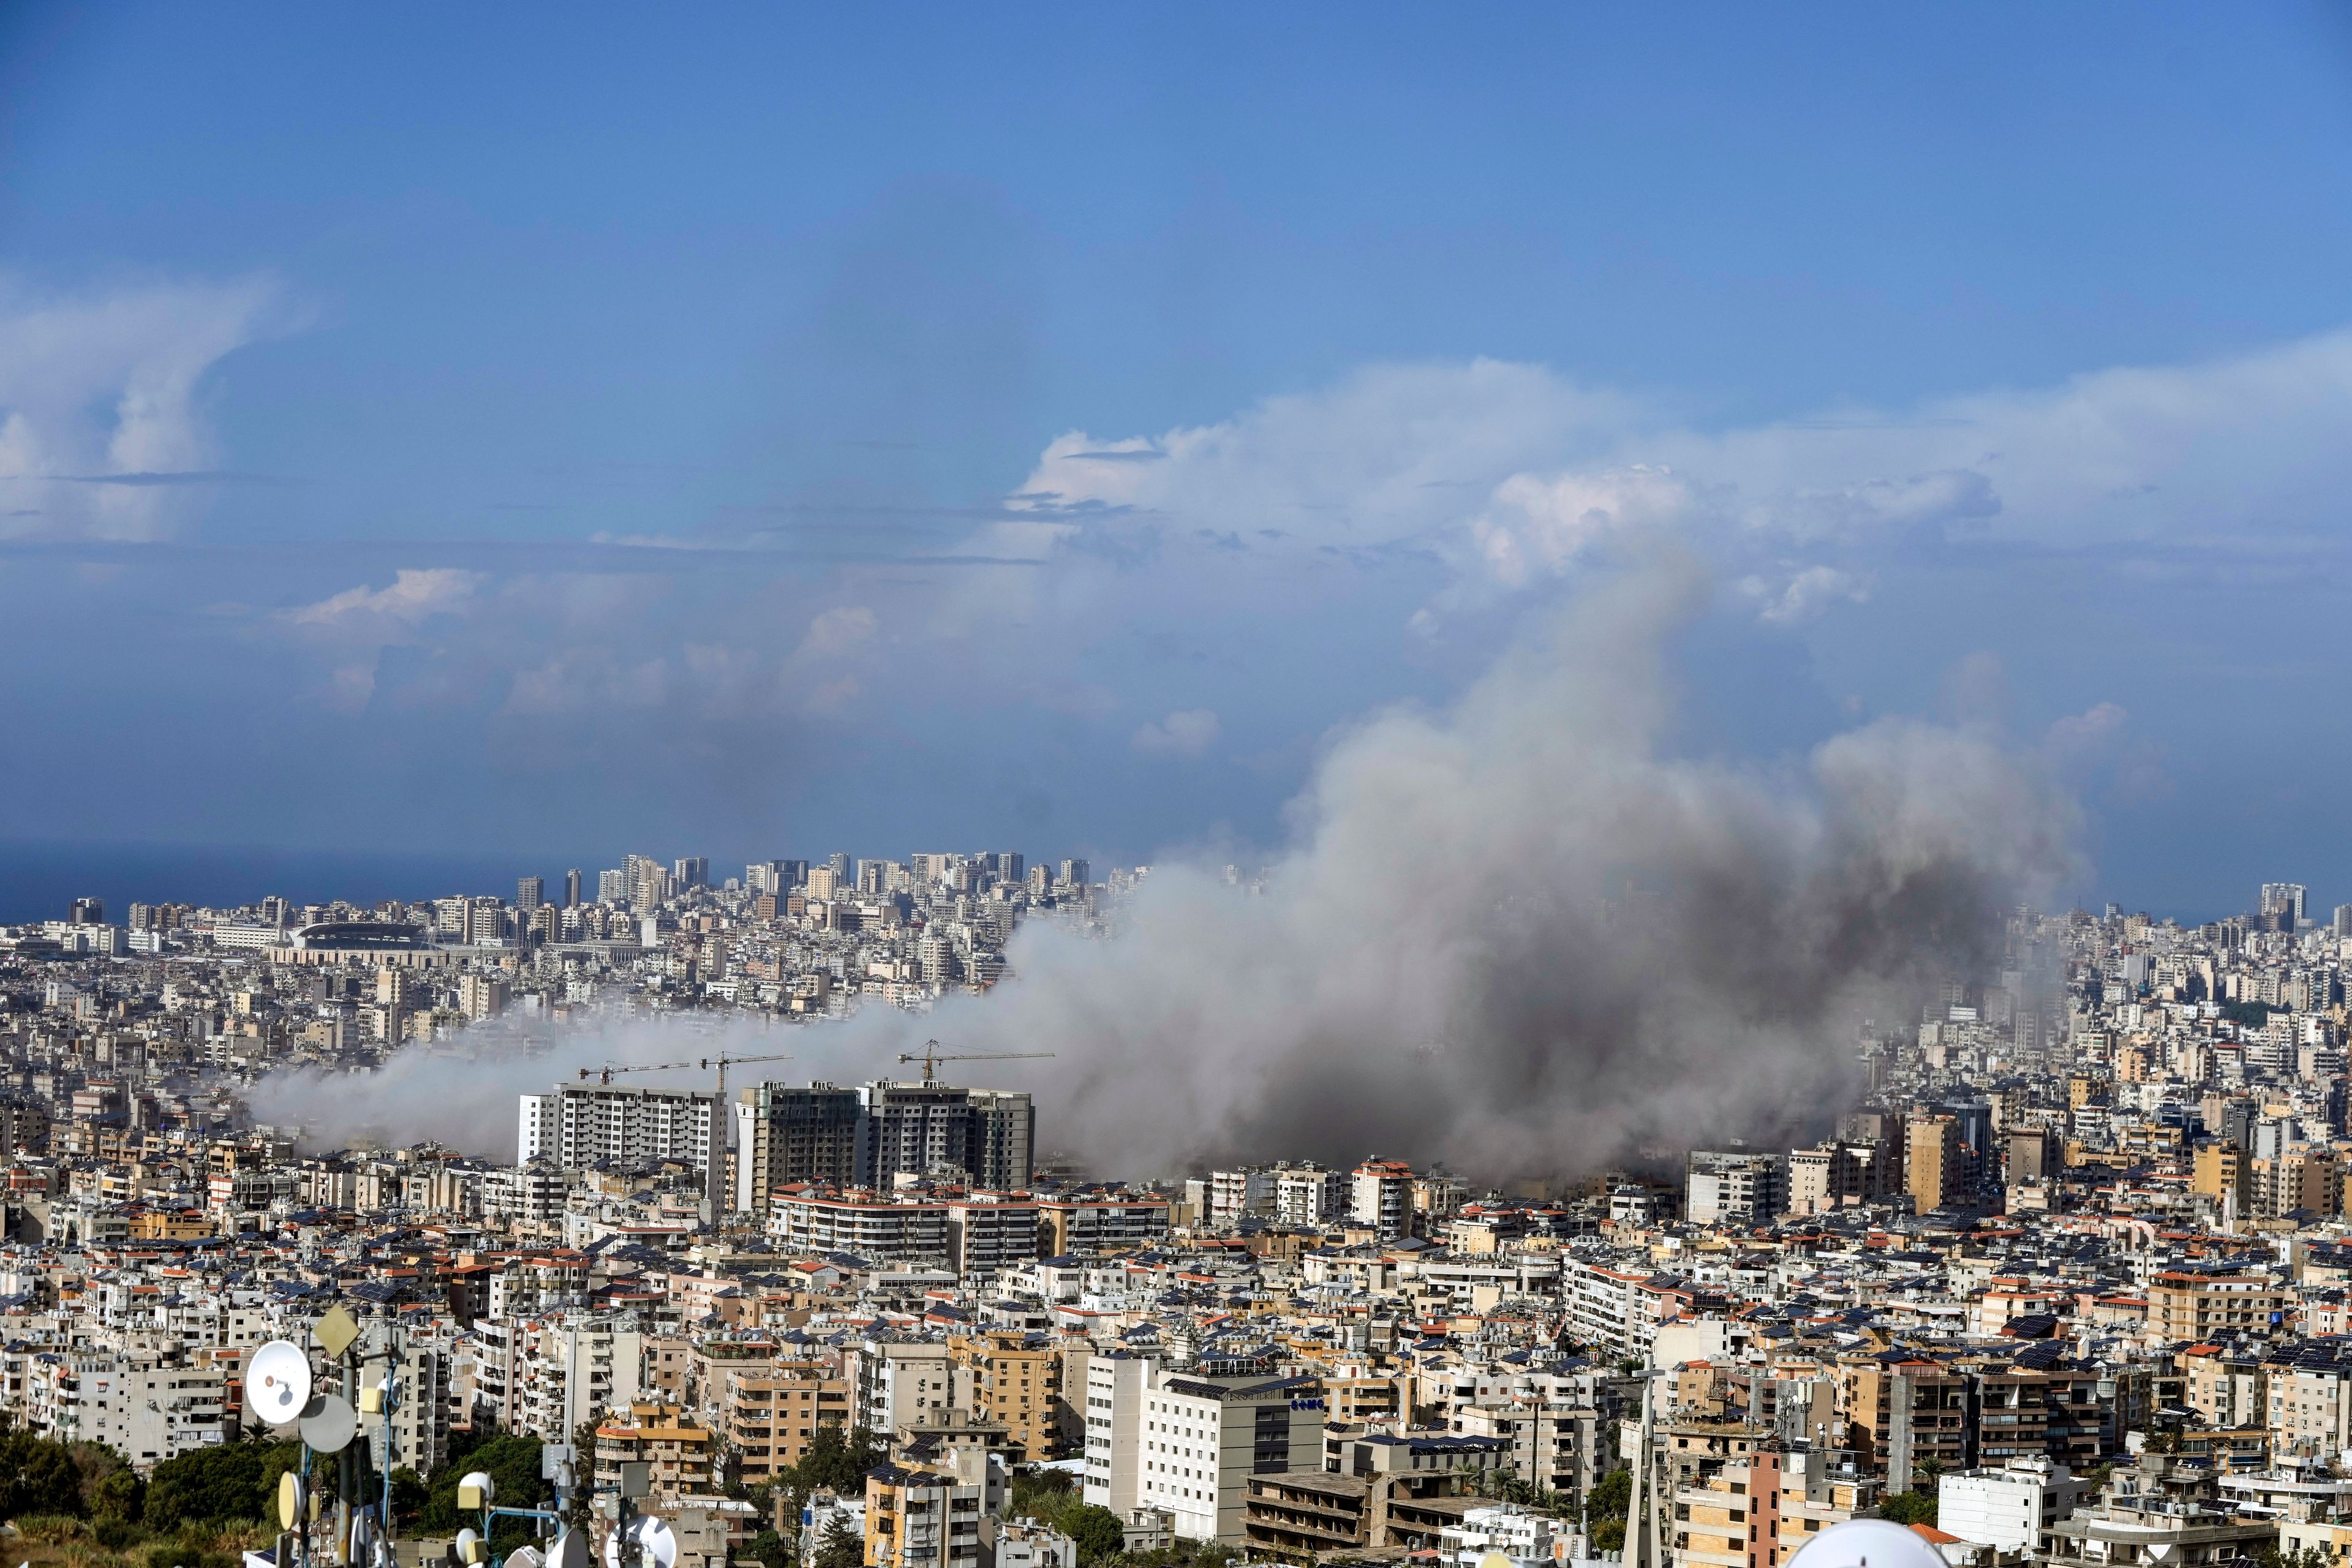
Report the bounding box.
[922,565,2076,1177]
[256,567,2076,1180]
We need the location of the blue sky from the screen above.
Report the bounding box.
[3,4,2351,916]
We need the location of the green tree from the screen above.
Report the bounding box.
[1064,1504,1126,1566]
[744,1528,794,1568]
[1878,1491,1937,1528]
[92,1467,146,1525]
[0,1425,89,1521]
[145,1439,306,1529]
[813,1513,865,1568]
[1583,1466,1633,1554]
[417,1433,549,1550]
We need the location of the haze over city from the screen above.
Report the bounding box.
[6,14,2352,1568]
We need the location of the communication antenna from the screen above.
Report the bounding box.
[298,1392,359,1453]
[549,1529,592,1568]
[246,1340,312,1427]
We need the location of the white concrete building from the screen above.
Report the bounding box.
[1082,1351,1161,1515]
[1938,1458,2082,1553]
[518,1084,717,1179]
[1101,1366,1326,1542]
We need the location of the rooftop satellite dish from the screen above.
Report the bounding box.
[455,1528,485,1567]
[299,1392,358,1454]
[247,1341,312,1428]
[549,1529,590,1568]
[458,1471,497,1510]
[277,1472,305,1533]
[1788,1519,1949,1568]
[508,1548,544,1568]
[635,1519,679,1568]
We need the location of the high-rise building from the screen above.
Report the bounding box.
[1272,1163,1346,1226]
[732,1082,864,1215]
[1349,1158,1414,1238]
[1059,859,1090,888]
[860,1081,1035,1190]
[989,851,1024,885]
[597,867,628,905]
[564,868,583,908]
[519,1082,719,1184]
[459,974,510,1020]
[625,853,671,911]
[1907,1115,1964,1214]
[826,852,852,883]
[805,866,838,900]
[2335,903,2352,940]
[671,857,708,889]
[516,875,545,911]
[1685,1148,1789,1226]
[728,1079,1038,1213]
[68,897,105,925]
[2262,883,2309,928]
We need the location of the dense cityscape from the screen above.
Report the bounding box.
[6,858,2352,1568]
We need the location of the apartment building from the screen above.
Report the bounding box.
[594,1400,716,1500]
[948,1330,1066,1461]
[2147,1268,2286,1342]
[723,1360,850,1483]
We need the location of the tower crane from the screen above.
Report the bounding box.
[577,1050,795,1210]
[895,1039,1055,1085]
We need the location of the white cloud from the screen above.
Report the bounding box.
[994,327,2352,631]
[1738,564,1872,625]
[1471,464,1692,586]
[285,568,486,635]
[503,650,670,717]
[0,275,287,540]
[795,605,878,659]
[1132,708,1221,758]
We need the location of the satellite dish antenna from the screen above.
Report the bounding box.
[458,1471,497,1510]
[277,1471,305,1532]
[636,1519,679,1568]
[1788,1519,1950,1568]
[300,1392,358,1453]
[455,1528,485,1567]
[247,1341,312,1428]
[508,1549,544,1568]
[550,1529,591,1568]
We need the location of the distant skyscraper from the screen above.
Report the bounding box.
[1059,859,1090,888]
[516,875,544,911]
[2336,904,2352,940]
[597,867,628,905]
[2262,883,2309,928]
[625,853,669,910]
[564,868,582,908]
[827,851,853,883]
[672,856,708,889]
[68,897,104,925]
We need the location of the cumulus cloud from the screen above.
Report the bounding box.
[795,605,878,659]
[992,328,2352,636]
[1739,564,1873,625]
[1131,708,1221,758]
[0,275,287,540]
[285,568,486,633]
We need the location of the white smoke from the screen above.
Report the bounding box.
[254,565,2076,1179]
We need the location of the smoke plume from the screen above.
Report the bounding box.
[254,565,2076,1180]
